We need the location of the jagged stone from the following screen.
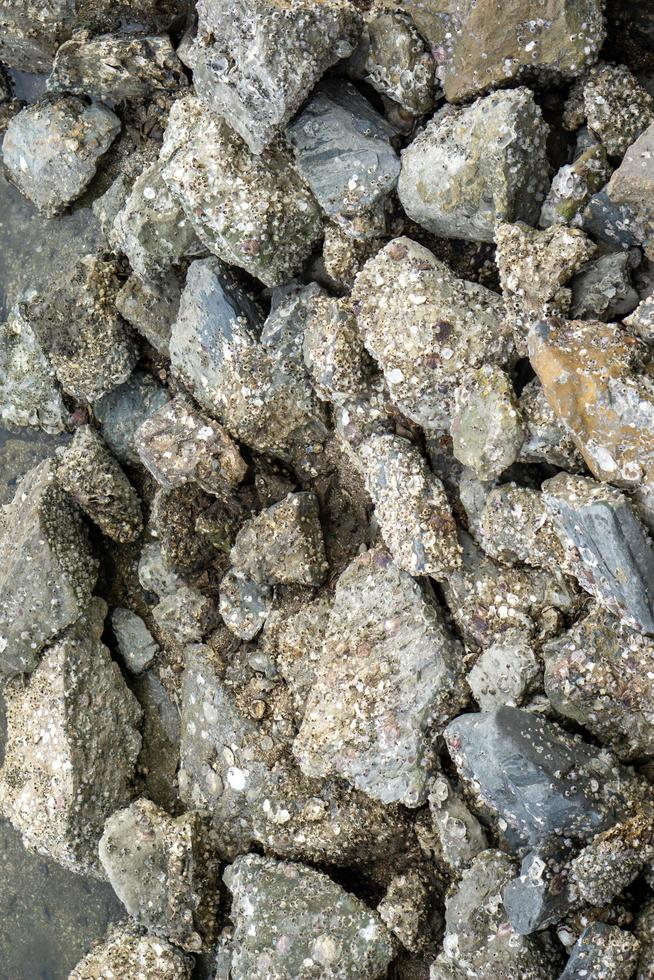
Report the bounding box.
[136,395,246,495]
[169,257,327,462]
[56,425,142,543]
[450,366,525,480]
[428,776,489,873]
[23,254,138,402]
[2,96,120,215]
[0,459,97,675]
[358,433,462,578]
[569,251,640,322]
[160,95,323,287]
[518,380,585,470]
[0,600,141,876]
[273,593,333,719]
[0,305,66,434]
[115,272,181,356]
[99,798,219,951]
[528,316,654,486]
[478,484,571,571]
[302,294,366,402]
[153,586,220,646]
[48,31,187,104]
[322,222,384,288]
[398,89,549,243]
[563,63,654,158]
[539,143,611,228]
[68,921,193,980]
[132,670,181,813]
[351,237,511,429]
[111,607,160,674]
[224,853,395,980]
[377,868,434,953]
[190,0,362,154]
[219,569,272,641]
[559,923,639,980]
[294,548,466,806]
[288,79,399,238]
[93,371,169,467]
[404,0,604,103]
[352,12,436,115]
[467,629,542,711]
[543,473,654,634]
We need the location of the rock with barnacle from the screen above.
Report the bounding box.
[68,921,193,980]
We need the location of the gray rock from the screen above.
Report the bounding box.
[23,254,138,403]
[190,0,363,154]
[398,89,549,243]
[377,868,434,954]
[581,187,645,252]
[148,483,217,575]
[559,923,639,980]
[138,540,182,599]
[302,293,366,403]
[69,921,193,980]
[48,30,187,104]
[111,607,160,674]
[224,853,395,980]
[136,394,247,495]
[352,12,436,116]
[56,425,143,543]
[351,237,511,429]
[230,492,327,587]
[428,776,489,873]
[467,630,541,711]
[0,304,66,434]
[170,257,327,462]
[570,251,640,321]
[444,707,641,853]
[161,95,323,287]
[542,473,654,634]
[450,365,525,480]
[111,159,204,280]
[2,96,120,216]
[517,380,585,470]
[99,798,219,951]
[153,585,219,646]
[261,280,326,363]
[94,371,170,466]
[563,62,654,158]
[478,483,572,571]
[539,143,611,228]
[0,459,97,675]
[115,272,181,356]
[294,548,466,807]
[0,599,141,877]
[288,79,399,238]
[358,432,462,578]
[219,569,272,641]
[133,669,181,813]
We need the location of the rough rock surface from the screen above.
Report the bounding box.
[68,921,193,980]
[224,853,395,980]
[353,12,435,115]
[450,365,525,480]
[0,460,97,675]
[0,600,141,877]
[0,305,66,434]
[294,548,466,806]
[398,88,550,243]
[559,922,639,980]
[94,371,170,466]
[563,63,654,158]
[111,607,160,674]
[2,96,120,215]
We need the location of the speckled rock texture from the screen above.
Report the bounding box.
[0,305,66,434]
[68,921,194,980]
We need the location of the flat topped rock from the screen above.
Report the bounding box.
[2,96,120,216]
[224,853,395,980]
[0,458,97,676]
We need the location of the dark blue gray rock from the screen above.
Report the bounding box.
[94,371,170,466]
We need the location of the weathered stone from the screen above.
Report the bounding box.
[624,289,654,346]
[48,31,187,104]
[351,237,511,429]
[288,79,399,238]
[303,294,366,402]
[190,0,362,154]
[518,380,585,470]
[0,599,141,876]
[563,63,654,158]
[404,0,604,103]
[322,222,384,288]
[161,95,323,287]
[432,849,560,979]
[261,281,326,363]
[111,159,204,280]
[478,483,571,571]
[99,798,219,951]
[136,395,246,496]
[354,12,436,115]
[0,305,66,434]
[428,776,488,873]
[230,492,327,587]
[69,921,193,980]
[225,853,395,980]
[149,483,217,574]
[56,425,142,543]
[542,473,654,634]
[591,121,654,258]
[133,669,181,813]
[467,629,542,711]
[495,222,597,354]
[559,923,640,980]
[273,593,333,719]
[398,89,549,243]
[111,607,160,674]
[539,143,611,228]
[546,599,654,749]
[570,251,640,321]
[23,254,138,403]
[450,365,525,480]
[219,569,272,641]
[568,813,654,908]
[0,459,97,676]
[358,432,462,578]
[94,371,170,466]
[170,257,327,462]
[528,316,654,486]
[2,96,120,216]
[294,548,466,806]
[377,868,433,953]
[115,272,180,356]
[153,584,219,646]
